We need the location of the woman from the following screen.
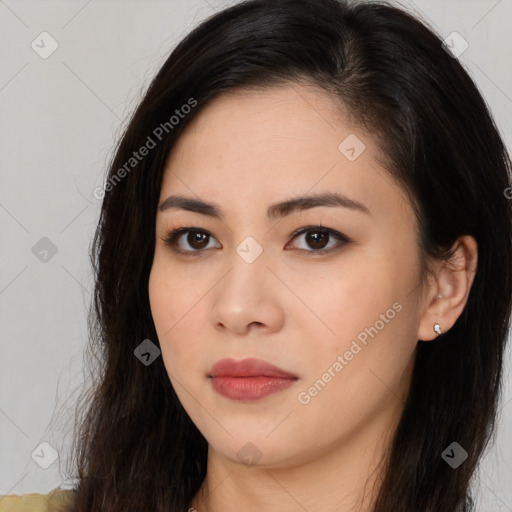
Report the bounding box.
[1,0,511,510]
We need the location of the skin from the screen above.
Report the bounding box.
[148,82,478,512]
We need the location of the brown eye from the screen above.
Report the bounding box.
[163,227,220,254]
[289,226,349,254]
[186,231,210,250]
[304,231,329,250]
[163,225,349,256]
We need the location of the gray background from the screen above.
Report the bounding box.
[1,0,511,509]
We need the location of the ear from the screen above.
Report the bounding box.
[417,235,478,341]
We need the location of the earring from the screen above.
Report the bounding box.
[433,323,442,336]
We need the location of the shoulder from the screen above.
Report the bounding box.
[0,488,75,512]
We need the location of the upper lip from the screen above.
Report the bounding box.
[209,358,298,378]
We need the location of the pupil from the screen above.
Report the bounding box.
[306,231,328,249]
[189,231,208,249]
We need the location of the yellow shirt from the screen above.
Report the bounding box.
[0,488,75,512]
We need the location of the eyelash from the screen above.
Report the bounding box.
[160,223,350,256]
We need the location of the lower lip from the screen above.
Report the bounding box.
[210,376,298,401]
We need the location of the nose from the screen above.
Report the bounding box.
[208,250,285,336]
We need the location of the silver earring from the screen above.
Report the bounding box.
[433,323,442,336]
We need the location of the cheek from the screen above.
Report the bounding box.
[148,262,202,374]
[290,251,414,390]
[149,256,206,331]
[289,253,396,346]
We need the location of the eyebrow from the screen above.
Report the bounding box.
[158,192,371,220]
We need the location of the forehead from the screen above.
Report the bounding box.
[167,83,352,161]
[159,83,410,222]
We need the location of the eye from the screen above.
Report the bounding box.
[161,224,350,255]
[287,225,349,254]
[162,225,220,254]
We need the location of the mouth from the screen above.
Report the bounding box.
[209,375,298,401]
[208,357,299,401]
[208,357,298,379]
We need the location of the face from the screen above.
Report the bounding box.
[148,83,425,468]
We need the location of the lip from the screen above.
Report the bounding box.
[208,358,299,402]
[208,357,298,378]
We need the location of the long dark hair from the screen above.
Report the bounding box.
[66,0,512,510]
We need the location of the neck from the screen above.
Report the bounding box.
[188,410,399,512]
